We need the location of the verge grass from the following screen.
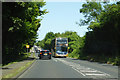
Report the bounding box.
[2,60,35,78]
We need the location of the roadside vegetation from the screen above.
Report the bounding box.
[2,52,30,66]
[36,2,120,66]
[2,1,120,66]
[2,1,47,65]
[78,1,120,65]
[2,59,35,78]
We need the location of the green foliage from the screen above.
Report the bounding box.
[36,32,55,50]
[44,32,55,41]
[36,31,85,59]
[36,1,120,66]
[78,2,102,26]
[78,1,120,65]
[2,2,47,65]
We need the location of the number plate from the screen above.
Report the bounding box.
[44,53,47,55]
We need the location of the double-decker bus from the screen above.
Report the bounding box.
[51,37,68,58]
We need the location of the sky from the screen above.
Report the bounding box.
[37,2,89,41]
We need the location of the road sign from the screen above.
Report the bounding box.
[68,47,70,49]
[26,45,30,48]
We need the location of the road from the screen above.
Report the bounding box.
[16,52,118,80]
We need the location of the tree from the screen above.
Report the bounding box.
[44,32,55,41]
[78,2,102,26]
[36,31,85,59]
[2,2,47,64]
[78,1,120,65]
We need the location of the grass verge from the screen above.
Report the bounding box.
[2,52,31,67]
[2,59,35,78]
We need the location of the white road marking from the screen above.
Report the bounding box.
[55,58,110,78]
[52,58,58,62]
[80,70,98,72]
[85,73,106,76]
[72,67,86,76]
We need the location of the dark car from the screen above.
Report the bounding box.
[38,50,51,59]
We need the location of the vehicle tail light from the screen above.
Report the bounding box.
[49,53,52,54]
[40,53,42,54]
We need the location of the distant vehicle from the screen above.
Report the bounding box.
[51,37,68,58]
[34,46,42,53]
[38,50,52,59]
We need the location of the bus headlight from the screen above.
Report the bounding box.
[65,44,68,46]
[66,53,68,56]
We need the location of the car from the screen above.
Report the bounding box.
[38,50,52,59]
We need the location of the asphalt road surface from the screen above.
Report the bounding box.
[16,52,118,80]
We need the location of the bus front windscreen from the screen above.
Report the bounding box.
[61,46,67,52]
[56,46,67,52]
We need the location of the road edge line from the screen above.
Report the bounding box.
[13,59,36,79]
